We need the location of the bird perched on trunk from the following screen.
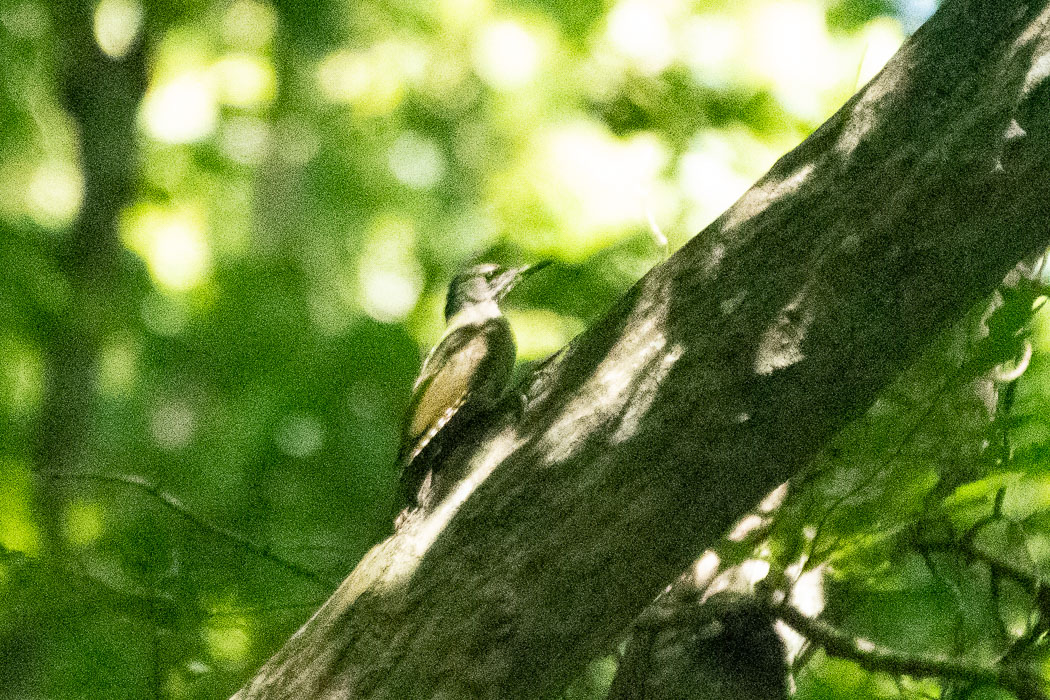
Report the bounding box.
[395,262,549,519]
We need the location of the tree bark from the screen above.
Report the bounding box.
[600,255,1044,700]
[235,0,1050,697]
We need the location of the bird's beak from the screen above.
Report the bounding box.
[495,260,552,298]
[519,260,552,277]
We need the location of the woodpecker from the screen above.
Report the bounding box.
[395,261,549,516]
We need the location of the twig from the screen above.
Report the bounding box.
[803,367,964,567]
[37,469,335,587]
[924,531,1039,597]
[777,604,1049,700]
[205,600,328,618]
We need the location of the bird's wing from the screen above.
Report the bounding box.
[398,320,514,465]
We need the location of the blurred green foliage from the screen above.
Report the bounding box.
[11,0,1050,698]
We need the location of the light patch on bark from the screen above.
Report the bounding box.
[704,559,770,600]
[412,427,524,547]
[611,343,683,445]
[724,162,816,230]
[720,291,747,315]
[837,71,903,159]
[542,302,675,462]
[760,483,789,511]
[755,293,815,375]
[691,551,721,590]
[728,514,765,542]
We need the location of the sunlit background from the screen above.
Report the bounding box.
[14,0,1050,697]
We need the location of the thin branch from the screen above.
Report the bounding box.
[923,528,1040,597]
[38,469,335,587]
[205,600,329,618]
[804,366,967,568]
[778,604,1049,700]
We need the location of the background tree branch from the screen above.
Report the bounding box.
[38,469,334,587]
[777,604,1050,700]
[236,0,1050,696]
[37,0,147,553]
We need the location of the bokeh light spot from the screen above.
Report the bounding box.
[746,1,840,118]
[141,293,189,336]
[275,413,324,458]
[93,0,142,59]
[437,0,491,31]
[205,623,250,663]
[316,50,370,103]
[140,73,218,144]
[506,309,584,360]
[151,220,208,290]
[213,54,276,107]
[26,160,83,228]
[65,498,104,547]
[605,0,674,75]
[681,15,740,86]
[388,132,445,189]
[124,207,211,291]
[97,335,139,398]
[1,336,42,418]
[530,122,671,256]
[219,116,271,165]
[0,460,40,556]
[150,399,196,450]
[316,42,425,114]
[678,131,754,229]
[359,269,422,323]
[221,0,277,50]
[473,19,541,90]
[856,18,905,87]
[1,2,46,39]
[357,218,423,323]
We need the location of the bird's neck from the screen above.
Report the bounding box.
[446,300,503,329]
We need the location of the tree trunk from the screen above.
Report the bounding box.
[235,0,1050,697]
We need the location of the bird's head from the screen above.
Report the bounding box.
[444,261,550,320]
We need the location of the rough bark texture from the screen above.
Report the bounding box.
[602,256,1042,700]
[235,1,1050,697]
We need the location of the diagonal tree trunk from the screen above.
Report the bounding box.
[235,1,1050,697]
[602,255,1045,700]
